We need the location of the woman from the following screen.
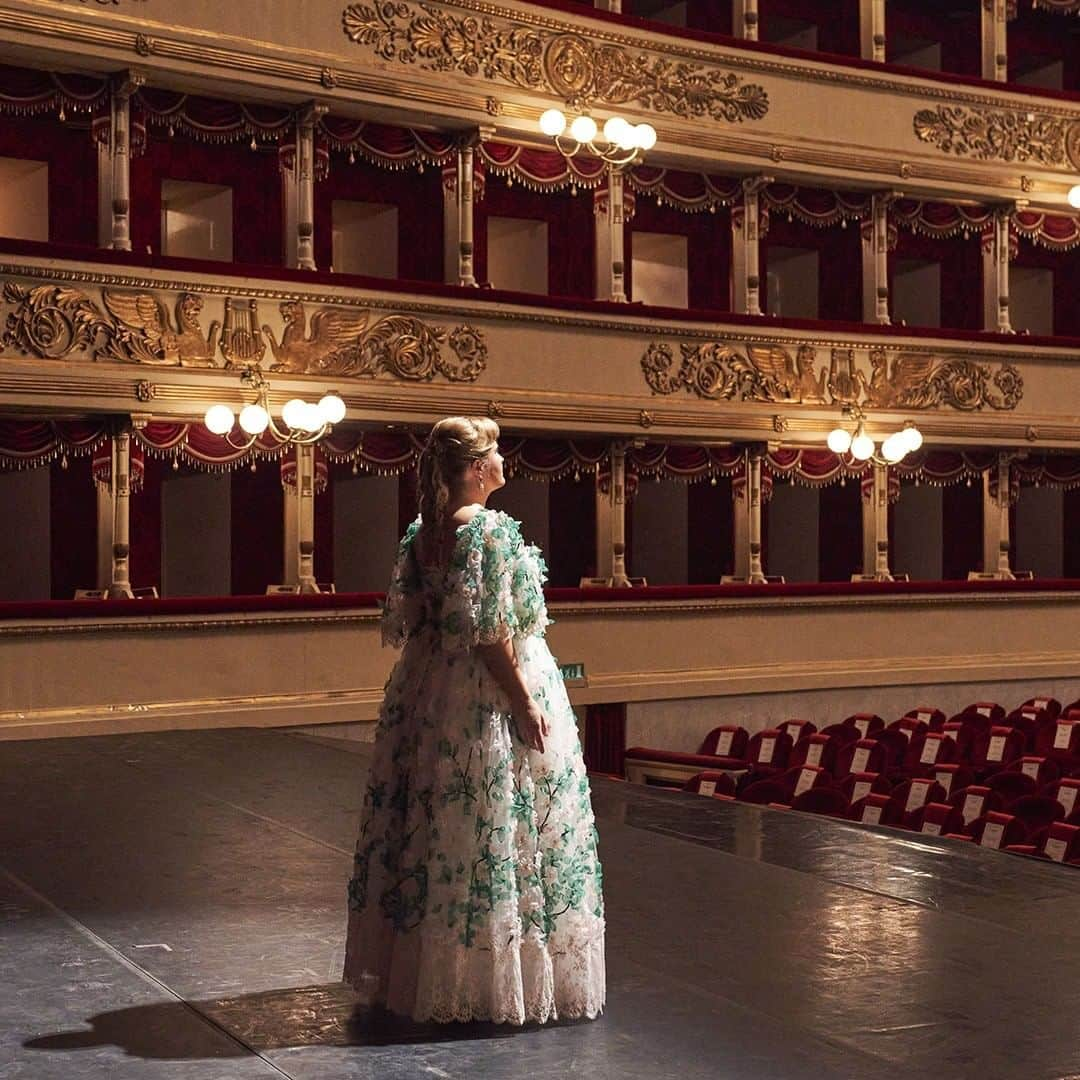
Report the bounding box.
[344,416,606,1025]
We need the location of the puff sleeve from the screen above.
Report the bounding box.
[380,518,423,647]
[439,511,550,652]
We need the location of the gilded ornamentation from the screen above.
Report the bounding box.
[134,380,157,402]
[341,2,769,122]
[101,291,220,367]
[2,282,110,358]
[913,104,1068,167]
[263,301,486,382]
[643,339,1023,412]
[220,298,266,368]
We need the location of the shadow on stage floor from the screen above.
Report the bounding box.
[3,727,1080,1079]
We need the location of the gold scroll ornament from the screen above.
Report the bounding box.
[642,340,1023,411]
[1,283,487,382]
[342,2,769,123]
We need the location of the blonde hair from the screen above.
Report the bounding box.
[417,416,500,532]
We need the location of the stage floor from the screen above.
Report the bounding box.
[2,729,1079,1080]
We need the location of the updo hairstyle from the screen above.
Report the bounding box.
[417,416,500,532]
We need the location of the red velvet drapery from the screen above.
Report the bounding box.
[942,481,983,580]
[230,463,283,595]
[818,480,864,581]
[687,477,735,582]
[0,112,97,247]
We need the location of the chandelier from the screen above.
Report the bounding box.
[826,405,923,465]
[203,366,346,449]
[539,109,657,167]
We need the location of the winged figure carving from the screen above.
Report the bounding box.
[262,301,369,374]
[740,344,804,401]
[100,290,219,366]
[858,349,936,408]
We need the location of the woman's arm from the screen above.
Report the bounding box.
[476,637,551,752]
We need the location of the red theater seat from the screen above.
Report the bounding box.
[683,771,737,798]
[1025,822,1080,863]
[820,721,861,748]
[900,731,958,777]
[903,706,946,731]
[890,778,948,827]
[780,764,835,800]
[1006,755,1060,788]
[963,701,1006,725]
[930,764,975,800]
[779,719,816,744]
[699,724,751,762]
[738,779,792,807]
[986,770,1038,805]
[970,812,1027,850]
[845,713,884,739]
[849,792,900,827]
[970,726,1026,780]
[908,801,966,838]
[1033,716,1080,768]
[1021,696,1061,721]
[745,729,793,771]
[789,733,839,774]
[887,716,929,744]
[1007,795,1066,835]
[839,771,892,804]
[941,721,976,759]
[950,785,1005,829]
[792,787,850,818]
[1045,778,1080,817]
[835,738,886,781]
[870,729,910,776]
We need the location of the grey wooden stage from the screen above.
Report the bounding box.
[2,728,1079,1080]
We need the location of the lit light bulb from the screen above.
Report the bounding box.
[282,398,307,430]
[317,393,346,425]
[539,108,567,137]
[299,403,325,432]
[633,123,657,151]
[881,432,907,463]
[204,404,235,435]
[569,114,597,144]
[603,116,633,148]
[901,425,923,452]
[238,403,270,435]
[1069,184,1080,210]
[827,428,853,454]
[850,431,875,461]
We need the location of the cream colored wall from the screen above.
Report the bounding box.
[0,467,50,601]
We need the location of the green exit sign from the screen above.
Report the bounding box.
[559,662,586,683]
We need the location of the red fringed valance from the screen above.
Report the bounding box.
[628,443,745,481]
[892,450,993,487]
[1012,210,1080,252]
[1013,454,1080,490]
[761,184,870,229]
[765,448,870,487]
[501,438,608,481]
[133,421,287,470]
[134,89,294,145]
[320,117,453,169]
[892,199,991,239]
[1032,0,1079,11]
[91,438,145,492]
[627,168,740,214]
[479,142,607,193]
[323,430,423,475]
[0,64,108,118]
[0,420,108,469]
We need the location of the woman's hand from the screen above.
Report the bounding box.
[514,697,551,753]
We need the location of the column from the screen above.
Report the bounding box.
[594,167,628,302]
[734,0,759,39]
[96,479,113,588]
[293,103,325,272]
[732,476,749,580]
[106,424,134,598]
[980,453,1015,579]
[444,130,487,286]
[296,443,318,592]
[862,192,894,325]
[981,0,1008,82]
[732,176,770,316]
[594,0,621,11]
[859,0,886,61]
[992,205,1013,333]
[746,444,766,584]
[609,441,631,587]
[108,72,143,252]
[594,470,613,581]
[860,463,893,580]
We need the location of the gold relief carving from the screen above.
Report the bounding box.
[220,298,266,368]
[101,291,220,367]
[134,380,157,402]
[638,409,654,428]
[263,301,486,382]
[2,282,111,358]
[642,339,1023,412]
[913,104,1069,167]
[341,2,769,122]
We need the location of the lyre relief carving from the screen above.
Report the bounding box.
[220,298,266,368]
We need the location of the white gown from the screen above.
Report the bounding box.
[343,508,606,1024]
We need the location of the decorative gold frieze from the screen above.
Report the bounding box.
[2,283,487,384]
[913,104,1071,167]
[642,339,1023,411]
[342,2,769,122]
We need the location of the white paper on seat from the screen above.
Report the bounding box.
[794,768,816,797]
[852,781,871,803]
[699,780,716,797]
[1060,786,1078,815]
[1054,723,1073,750]
[936,771,953,795]
[852,747,870,773]
[917,710,933,721]
[977,705,992,717]
[1021,760,1040,780]
[862,805,883,825]
[981,821,1005,849]
[899,728,913,741]
[986,735,1006,761]
[805,743,823,767]
[905,784,930,813]
[757,737,775,763]
[1034,698,1050,709]
[1046,837,1068,862]
[853,718,869,736]
[716,731,734,756]
[922,822,942,836]
[962,794,984,824]
[920,738,941,765]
